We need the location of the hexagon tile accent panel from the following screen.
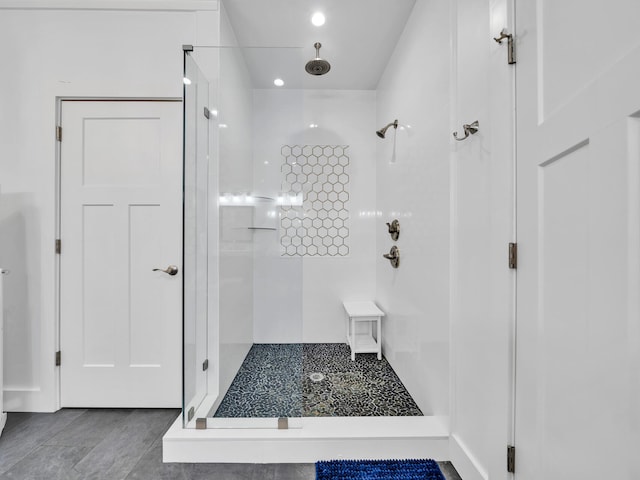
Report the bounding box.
[281,145,350,256]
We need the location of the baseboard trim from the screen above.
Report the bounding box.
[0,412,7,438]
[3,389,55,413]
[450,434,488,480]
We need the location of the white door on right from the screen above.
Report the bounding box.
[516,2,640,479]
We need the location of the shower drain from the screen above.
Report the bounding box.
[309,372,325,382]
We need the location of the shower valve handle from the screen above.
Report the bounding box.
[382,246,400,268]
[386,219,400,241]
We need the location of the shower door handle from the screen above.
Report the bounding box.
[153,265,179,276]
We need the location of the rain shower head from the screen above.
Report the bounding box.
[376,119,398,138]
[305,42,331,76]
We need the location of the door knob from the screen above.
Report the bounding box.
[153,265,179,276]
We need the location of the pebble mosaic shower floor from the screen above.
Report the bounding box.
[212,343,423,418]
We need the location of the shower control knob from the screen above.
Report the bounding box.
[383,246,400,269]
[386,219,400,241]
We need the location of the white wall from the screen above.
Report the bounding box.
[375,0,451,416]
[252,89,377,344]
[0,8,210,412]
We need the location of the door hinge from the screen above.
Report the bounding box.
[507,445,515,473]
[187,406,195,422]
[494,29,516,64]
[55,351,61,366]
[202,359,209,371]
[508,242,517,269]
[203,106,211,119]
[55,239,61,254]
[56,125,62,142]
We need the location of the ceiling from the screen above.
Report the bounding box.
[221,0,417,90]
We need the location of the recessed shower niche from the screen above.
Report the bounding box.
[280,144,350,257]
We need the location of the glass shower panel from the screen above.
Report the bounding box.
[183,46,305,429]
[182,52,210,427]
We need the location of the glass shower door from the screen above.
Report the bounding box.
[183,46,305,429]
[182,51,210,427]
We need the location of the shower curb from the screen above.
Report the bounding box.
[162,415,449,463]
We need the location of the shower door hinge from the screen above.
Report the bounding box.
[203,107,211,119]
[55,239,61,254]
[508,242,517,269]
[55,350,61,366]
[187,406,195,422]
[56,125,62,142]
[507,445,516,473]
[202,359,209,371]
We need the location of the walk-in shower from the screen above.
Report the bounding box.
[182,45,423,430]
[165,0,453,463]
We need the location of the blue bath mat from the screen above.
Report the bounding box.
[315,459,445,480]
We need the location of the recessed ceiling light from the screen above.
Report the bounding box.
[274,78,284,87]
[311,12,325,26]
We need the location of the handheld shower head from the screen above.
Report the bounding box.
[305,42,331,76]
[376,119,398,139]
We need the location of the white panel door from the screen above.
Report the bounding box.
[516,2,640,478]
[60,100,182,407]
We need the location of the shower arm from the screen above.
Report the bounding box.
[376,119,399,139]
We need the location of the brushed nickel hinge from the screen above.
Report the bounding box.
[55,239,61,254]
[507,445,515,473]
[203,107,210,119]
[202,359,209,371]
[55,351,61,366]
[494,29,516,64]
[56,125,62,142]
[508,242,517,269]
[187,406,195,422]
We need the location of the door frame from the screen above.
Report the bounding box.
[447,0,518,477]
[54,97,182,410]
